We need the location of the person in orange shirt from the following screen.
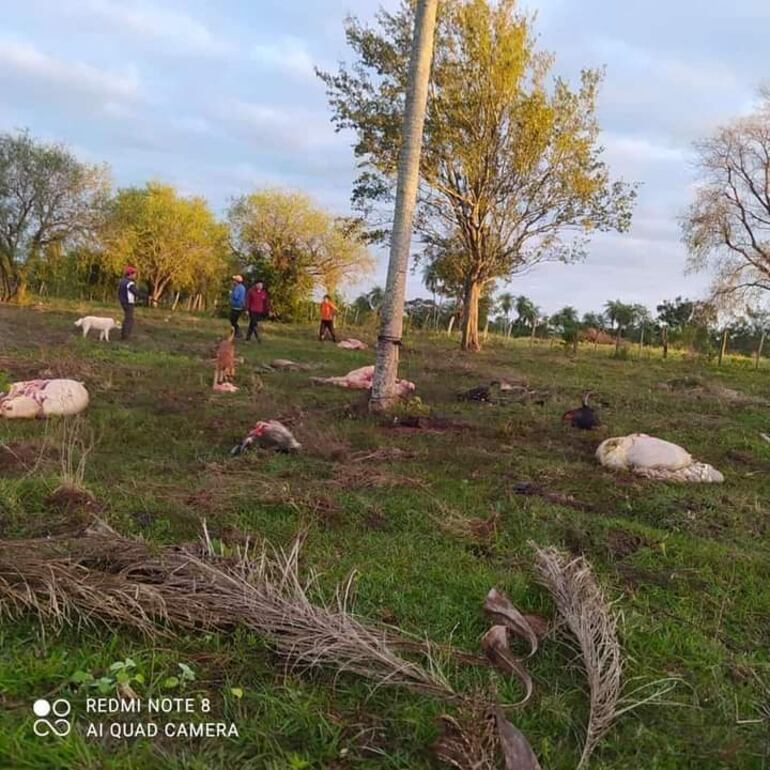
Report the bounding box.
[319,295,338,342]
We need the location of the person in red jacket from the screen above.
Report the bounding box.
[245,280,271,342]
[319,295,338,342]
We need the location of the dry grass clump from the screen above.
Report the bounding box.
[47,415,96,492]
[0,523,454,699]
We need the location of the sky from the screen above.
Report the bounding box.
[2,0,768,315]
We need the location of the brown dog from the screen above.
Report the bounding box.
[214,330,236,385]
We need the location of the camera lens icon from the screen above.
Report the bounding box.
[33,698,71,737]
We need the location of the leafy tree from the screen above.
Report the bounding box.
[683,90,770,301]
[228,189,373,319]
[581,311,605,330]
[100,183,227,307]
[514,295,537,329]
[318,0,635,351]
[0,130,109,300]
[656,296,694,332]
[604,299,637,354]
[549,305,580,351]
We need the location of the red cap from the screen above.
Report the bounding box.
[124,266,137,276]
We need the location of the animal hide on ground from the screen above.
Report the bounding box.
[596,433,723,483]
[337,338,368,350]
[0,379,89,418]
[311,365,415,397]
[231,420,301,454]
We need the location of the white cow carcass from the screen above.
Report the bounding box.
[0,379,90,418]
[311,365,416,397]
[596,433,723,483]
[337,338,368,350]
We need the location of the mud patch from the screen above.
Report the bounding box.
[382,415,472,433]
[0,441,50,473]
[606,528,649,560]
[44,486,103,515]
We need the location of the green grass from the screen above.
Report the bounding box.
[1,300,769,769]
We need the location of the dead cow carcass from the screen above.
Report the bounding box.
[312,365,415,398]
[596,433,723,483]
[231,420,301,455]
[0,379,90,418]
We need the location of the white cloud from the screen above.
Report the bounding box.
[602,133,688,165]
[0,40,139,102]
[69,0,226,56]
[218,98,343,153]
[252,36,316,79]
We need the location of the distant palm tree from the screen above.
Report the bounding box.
[604,299,637,354]
[366,285,385,311]
[498,292,514,336]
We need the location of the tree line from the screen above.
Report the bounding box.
[346,287,768,363]
[0,131,373,316]
[319,0,770,353]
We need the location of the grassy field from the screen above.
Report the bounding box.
[0,300,769,770]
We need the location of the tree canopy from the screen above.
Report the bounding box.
[683,91,770,301]
[99,182,228,306]
[0,130,109,300]
[228,189,373,319]
[318,0,635,351]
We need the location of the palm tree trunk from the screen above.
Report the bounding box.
[370,0,438,412]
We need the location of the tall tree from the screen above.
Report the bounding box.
[228,189,373,318]
[368,0,438,410]
[0,130,109,300]
[498,291,514,335]
[100,182,227,306]
[604,299,637,355]
[683,91,770,301]
[318,0,634,352]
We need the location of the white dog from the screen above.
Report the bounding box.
[74,316,120,341]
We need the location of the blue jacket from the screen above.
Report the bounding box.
[230,283,246,309]
[118,277,140,306]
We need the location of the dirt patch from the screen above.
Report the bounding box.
[330,464,424,490]
[513,482,594,512]
[382,415,472,433]
[0,441,50,473]
[726,449,770,473]
[606,528,649,560]
[44,486,103,516]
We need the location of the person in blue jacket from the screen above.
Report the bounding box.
[117,266,142,340]
[229,275,246,338]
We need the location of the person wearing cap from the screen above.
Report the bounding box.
[118,266,141,340]
[245,280,271,342]
[229,275,246,338]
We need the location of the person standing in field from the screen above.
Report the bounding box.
[319,294,338,342]
[229,275,246,338]
[246,280,271,342]
[118,266,141,340]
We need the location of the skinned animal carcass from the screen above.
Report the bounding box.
[231,420,301,455]
[311,365,415,397]
[0,379,90,418]
[337,338,368,350]
[596,433,723,483]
